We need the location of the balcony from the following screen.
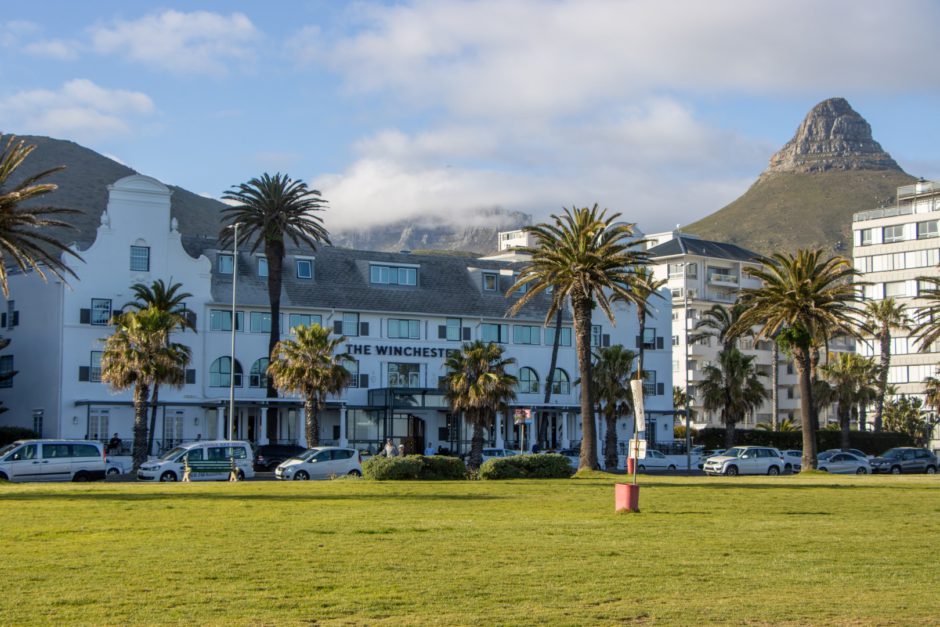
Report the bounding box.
[708,272,738,287]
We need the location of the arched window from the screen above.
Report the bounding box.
[249,358,269,388]
[210,357,243,387]
[518,367,539,394]
[551,369,570,395]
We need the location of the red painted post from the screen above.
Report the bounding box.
[615,483,640,513]
[627,457,636,474]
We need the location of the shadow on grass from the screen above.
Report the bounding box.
[0,491,506,503]
[648,482,929,491]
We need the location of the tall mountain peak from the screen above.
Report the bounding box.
[765,97,902,175]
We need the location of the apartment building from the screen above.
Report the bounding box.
[853,179,940,447]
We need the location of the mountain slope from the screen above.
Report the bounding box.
[686,98,916,255]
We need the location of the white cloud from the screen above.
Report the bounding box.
[23,39,80,60]
[91,10,260,76]
[0,20,40,47]
[0,79,155,140]
[317,98,767,233]
[309,0,940,118]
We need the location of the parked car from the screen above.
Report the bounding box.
[253,444,307,471]
[481,448,520,464]
[703,446,785,476]
[697,449,725,470]
[817,452,871,474]
[0,439,106,482]
[781,450,802,473]
[137,440,255,482]
[555,448,580,468]
[636,449,677,472]
[821,448,869,460]
[106,457,127,476]
[275,447,362,480]
[869,448,938,474]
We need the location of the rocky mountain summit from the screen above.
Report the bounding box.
[686,98,915,256]
[766,97,902,175]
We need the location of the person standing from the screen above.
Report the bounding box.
[398,444,406,457]
[424,441,435,456]
[383,438,396,457]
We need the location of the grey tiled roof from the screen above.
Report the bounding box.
[648,235,758,262]
[209,245,571,323]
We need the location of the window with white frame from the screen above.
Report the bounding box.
[370,264,417,286]
[917,221,939,239]
[444,318,462,341]
[668,263,684,278]
[590,325,602,347]
[218,254,234,275]
[860,228,873,245]
[481,323,508,344]
[482,272,498,291]
[545,326,572,347]
[347,360,360,387]
[257,256,268,277]
[210,309,243,331]
[249,358,269,388]
[342,312,359,336]
[388,362,420,387]
[210,357,242,387]
[518,367,539,394]
[130,245,150,272]
[551,369,570,395]
[884,281,908,298]
[883,225,905,243]
[513,325,540,345]
[296,259,313,279]
[388,319,420,339]
[89,352,102,383]
[91,298,112,326]
[249,312,272,333]
[288,313,322,330]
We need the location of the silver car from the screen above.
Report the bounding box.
[703,446,785,476]
[817,452,870,474]
[275,447,362,480]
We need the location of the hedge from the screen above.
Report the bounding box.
[695,428,915,455]
[0,426,39,447]
[362,455,467,480]
[478,453,574,480]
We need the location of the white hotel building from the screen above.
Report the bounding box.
[0,175,673,463]
[852,179,940,447]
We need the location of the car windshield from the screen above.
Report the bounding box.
[722,448,744,458]
[159,446,188,461]
[0,443,18,458]
[299,449,322,461]
[881,448,901,459]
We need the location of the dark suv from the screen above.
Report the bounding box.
[869,448,938,474]
[253,444,307,471]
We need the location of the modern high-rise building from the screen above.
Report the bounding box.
[852,179,940,449]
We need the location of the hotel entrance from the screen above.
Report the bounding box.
[392,413,426,455]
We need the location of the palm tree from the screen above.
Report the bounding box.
[865,298,910,432]
[591,345,636,469]
[0,134,82,297]
[507,205,649,470]
[820,353,879,451]
[688,302,749,354]
[756,418,800,432]
[124,279,195,454]
[697,349,769,449]
[100,308,192,469]
[621,268,666,380]
[731,250,863,471]
[443,340,517,470]
[220,173,330,436]
[268,324,352,448]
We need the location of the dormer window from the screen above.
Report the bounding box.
[482,272,498,291]
[370,264,417,286]
[257,256,268,277]
[218,254,234,275]
[296,259,313,279]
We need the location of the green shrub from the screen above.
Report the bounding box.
[363,455,466,480]
[0,426,39,447]
[478,453,574,480]
[695,428,915,455]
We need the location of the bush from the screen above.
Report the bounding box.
[695,427,915,455]
[363,455,466,480]
[478,453,574,480]
[0,426,39,447]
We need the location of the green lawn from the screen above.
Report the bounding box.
[1,474,939,625]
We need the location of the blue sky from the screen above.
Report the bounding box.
[2,0,939,234]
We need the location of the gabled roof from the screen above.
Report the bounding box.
[648,234,758,263]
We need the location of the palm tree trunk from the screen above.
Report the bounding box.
[604,405,618,469]
[469,419,484,470]
[873,330,890,432]
[636,309,646,382]
[132,382,150,470]
[304,397,318,447]
[809,346,821,434]
[771,341,779,431]
[840,403,851,451]
[573,295,598,470]
[147,384,160,456]
[795,347,817,471]
[724,410,735,450]
[542,309,563,448]
[265,240,285,442]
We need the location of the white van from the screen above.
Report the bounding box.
[137,440,255,482]
[0,439,106,482]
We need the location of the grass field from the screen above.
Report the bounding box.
[1,473,939,625]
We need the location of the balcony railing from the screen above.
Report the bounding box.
[853,204,915,222]
[709,273,738,286]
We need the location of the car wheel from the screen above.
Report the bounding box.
[725,465,738,477]
[667,464,677,471]
[0,472,8,481]
[926,466,936,475]
[767,466,780,476]
[891,466,902,475]
[856,467,867,475]
[72,471,89,482]
[784,463,792,473]
[348,469,362,477]
[294,470,309,481]
[107,467,120,476]
[637,465,646,473]
[160,471,178,482]
[819,467,829,472]
[236,470,245,481]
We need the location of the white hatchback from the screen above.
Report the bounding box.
[636,450,678,472]
[275,447,362,480]
[703,446,785,476]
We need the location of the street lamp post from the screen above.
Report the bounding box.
[228,222,239,440]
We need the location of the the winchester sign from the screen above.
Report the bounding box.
[345,344,460,358]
